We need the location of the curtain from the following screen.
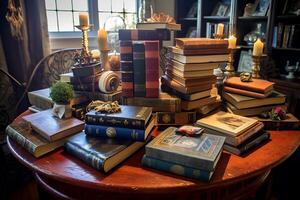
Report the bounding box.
[0,0,50,128]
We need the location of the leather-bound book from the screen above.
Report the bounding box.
[165,73,216,87]
[167,58,222,71]
[119,29,170,41]
[224,77,274,94]
[181,96,216,111]
[224,86,272,99]
[120,41,134,97]
[133,41,146,97]
[175,38,228,50]
[169,52,228,64]
[168,46,229,56]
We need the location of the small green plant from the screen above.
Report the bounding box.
[50,81,74,104]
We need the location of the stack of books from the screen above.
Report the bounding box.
[64,105,155,173]
[142,127,225,181]
[224,77,286,116]
[196,111,270,156]
[161,38,228,114]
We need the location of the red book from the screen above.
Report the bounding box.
[145,41,160,97]
[120,41,134,97]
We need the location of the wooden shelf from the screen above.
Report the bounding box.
[238,16,268,21]
[277,15,300,21]
[203,16,230,21]
[273,47,300,52]
[179,17,197,21]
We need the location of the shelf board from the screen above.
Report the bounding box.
[238,16,268,21]
[277,15,300,20]
[179,17,197,21]
[273,47,300,52]
[238,45,253,49]
[203,16,230,21]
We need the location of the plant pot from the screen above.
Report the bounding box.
[52,103,72,119]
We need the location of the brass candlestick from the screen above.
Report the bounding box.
[224,47,240,78]
[213,33,224,39]
[100,49,110,71]
[251,54,266,79]
[75,24,93,62]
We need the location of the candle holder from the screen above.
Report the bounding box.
[213,33,224,39]
[224,47,240,78]
[75,25,93,59]
[251,54,266,79]
[100,49,110,71]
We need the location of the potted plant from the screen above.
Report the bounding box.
[50,81,74,119]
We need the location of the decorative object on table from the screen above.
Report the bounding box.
[224,35,238,78]
[104,16,126,52]
[108,51,120,71]
[86,100,121,113]
[50,81,74,119]
[214,23,225,39]
[176,125,204,137]
[238,50,253,73]
[269,106,287,120]
[5,0,24,39]
[211,2,229,17]
[243,3,255,17]
[240,72,253,82]
[252,0,270,16]
[138,0,153,22]
[186,2,198,18]
[285,61,299,79]
[91,49,100,62]
[253,113,299,130]
[243,23,265,46]
[98,28,110,71]
[98,70,120,93]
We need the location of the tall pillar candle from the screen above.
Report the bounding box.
[98,28,109,50]
[228,35,237,49]
[217,23,224,35]
[253,38,264,56]
[79,12,88,27]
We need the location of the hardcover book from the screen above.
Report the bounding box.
[224,86,272,99]
[133,41,146,97]
[181,96,216,111]
[121,72,134,97]
[223,91,286,109]
[119,29,170,41]
[75,90,121,101]
[175,38,228,50]
[120,41,133,61]
[165,73,216,87]
[85,117,155,141]
[120,61,133,71]
[64,132,146,172]
[136,22,181,31]
[22,109,85,142]
[167,58,222,71]
[196,111,259,137]
[142,155,214,181]
[156,111,196,125]
[169,53,228,64]
[166,67,214,78]
[145,127,225,171]
[6,120,70,158]
[145,41,160,97]
[85,105,152,129]
[168,46,229,56]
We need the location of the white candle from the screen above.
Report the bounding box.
[79,12,88,27]
[217,23,224,35]
[228,35,237,49]
[253,38,264,56]
[98,28,109,50]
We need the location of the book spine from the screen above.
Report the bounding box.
[272,26,278,48]
[288,25,295,48]
[223,86,267,99]
[6,126,37,156]
[156,112,196,125]
[74,91,121,101]
[85,114,145,129]
[64,142,104,171]
[232,123,264,146]
[119,29,170,40]
[85,124,146,141]
[72,83,99,91]
[142,155,212,181]
[120,41,134,97]
[282,25,291,48]
[133,42,146,97]
[161,84,190,100]
[145,41,159,97]
[277,23,284,48]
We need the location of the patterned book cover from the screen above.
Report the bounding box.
[156,111,196,125]
[142,155,214,181]
[145,41,160,97]
[120,41,133,61]
[64,132,146,172]
[85,105,152,129]
[121,72,134,97]
[145,127,225,171]
[120,41,133,97]
[119,29,170,41]
[133,41,146,97]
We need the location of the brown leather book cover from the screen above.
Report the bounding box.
[168,46,229,55]
[181,96,216,111]
[165,73,216,87]
[175,38,228,50]
[224,77,274,94]
[224,86,272,99]
[23,109,85,142]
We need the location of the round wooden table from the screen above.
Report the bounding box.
[7,127,300,200]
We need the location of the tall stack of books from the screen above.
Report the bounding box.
[64,105,155,172]
[196,111,270,156]
[223,77,286,116]
[142,127,225,181]
[161,38,228,117]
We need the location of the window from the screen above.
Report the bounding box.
[45,0,137,35]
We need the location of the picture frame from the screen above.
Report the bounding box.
[252,0,270,16]
[238,50,253,73]
[211,2,229,17]
[186,27,197,38]
[186,2,198,18]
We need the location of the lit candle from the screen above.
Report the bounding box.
[109,51,120,71]
[79,12,88,27]
[253,38,264,56]
[98,28,109,50]
[91,49,100,59]
[228,35,237,49]
[217,23,224,35]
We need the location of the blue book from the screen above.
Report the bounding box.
[84,117,155,141]
[145,127,225,171]
[133,41,146,97]
[142,155,214,181]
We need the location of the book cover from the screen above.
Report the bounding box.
[120,41,133,61]
[119,29,170,41]
[181,96,216,111]
[168,46,229,56]
[121,72,134,97]
[166,68,214,78]
[120,61,133,71]
[145,127,225,171]
[136,22,181,31]
[133,41,146,97]
[224,86,272,99]
[6,120,69,158]
[167,58,223,71]
[156,111,196,125]
[196,111,259,138]
[85,117,155,141]
[64,132,146,172]
[224,131,270,155]
[175,38,228,50]
[197,100,221,115]
[75,90,121,101]
[223,91,286,109]
[165,73,216,87]
[169,53,228,64]
[145,41,160,97]
[142,155,214,181]
[122,92,181,112]
[85,105,152,129]
[22,109,85,142]
[224,77,274,94]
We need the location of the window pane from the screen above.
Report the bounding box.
[58,11,74,31]
[98,0,111,12]
[57,0,72,10]
[72,0,88,11]
[47,11,58,32]
[45,0,56,10]
[124,0,136,12]
[99,13,112,29]
[111,0,123,12]
[125,13,136,29]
